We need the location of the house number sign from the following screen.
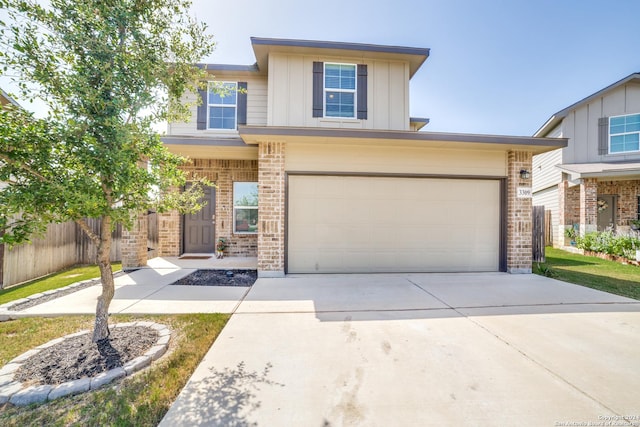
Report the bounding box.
[517,187,532,199]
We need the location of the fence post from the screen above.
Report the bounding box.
[0,231,4,289]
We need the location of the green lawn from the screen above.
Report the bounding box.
[0,313,229,426]
[0,263,122,305]
[534,247,640,300]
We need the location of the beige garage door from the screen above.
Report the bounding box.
[287,175,502,273]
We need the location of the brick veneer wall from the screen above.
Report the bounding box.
[598,180,640,227]
[580,178,598,235]
[257,141,286,276]
[507,151,533,273]
[156,159,259,257]
[121,212,148,269]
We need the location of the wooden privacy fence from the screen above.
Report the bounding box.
[1,218,122,289]
[532,206,546,263]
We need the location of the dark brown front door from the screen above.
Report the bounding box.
[597,194,616,231]
[184,185,216,253]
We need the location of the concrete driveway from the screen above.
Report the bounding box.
[161,273,640,427]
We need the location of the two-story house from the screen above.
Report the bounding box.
[533,73,640,246]
[121,37,566,276]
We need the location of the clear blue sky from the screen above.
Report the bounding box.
[2,0,639,137]
[191,0,640,136]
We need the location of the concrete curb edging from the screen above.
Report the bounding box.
[0,322,170,406]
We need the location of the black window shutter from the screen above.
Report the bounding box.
[237,82,248,126]
[312,62,323,117]
[598,117,609,155]
[357,64,368,120]
[196,87,207,130]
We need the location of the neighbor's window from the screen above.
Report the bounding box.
[325,63,356,118]
[208,82,237,130]
[233,182,258,234]
[637,196,640,220]
[609,113,640,153]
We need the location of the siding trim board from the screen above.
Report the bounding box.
[239,125,567,153]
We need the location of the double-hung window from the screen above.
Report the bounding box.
[208,82,237,130]
[324,63,356,118]
[233,182,258,234]
[609,113,640,153]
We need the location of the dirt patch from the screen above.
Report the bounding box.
[170,270,257,287]
[14,326,158,386]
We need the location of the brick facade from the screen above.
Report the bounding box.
[506,150,533,273]
[157,159,259,257]
[257,141,286,276]
[580,178,598,235]
[121,212,148,270]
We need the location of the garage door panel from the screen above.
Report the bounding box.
[288,176,501,273]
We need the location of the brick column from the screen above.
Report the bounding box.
[121,211,148,270]
[157,210,181,256]
[258,141,286,277]
[580,178,598,235]
[507,151,533,273]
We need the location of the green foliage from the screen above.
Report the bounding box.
[0,0,215,246]
[536,247,640,300]
[576,231,640,260]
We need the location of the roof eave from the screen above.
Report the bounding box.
[239,126,567,155]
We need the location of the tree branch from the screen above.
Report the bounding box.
[75,217,100,245]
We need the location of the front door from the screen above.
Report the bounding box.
[184,185,216,253]
[597,194,616,231]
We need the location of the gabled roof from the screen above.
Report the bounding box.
[534,72,640,137]
[250,37,430,78]
[0,88,20,108]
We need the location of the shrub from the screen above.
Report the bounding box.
[576,230,640,260]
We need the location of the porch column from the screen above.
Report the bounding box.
[507,150,533,273]
[257,141,286,277]
[157,209,181,256]
[122,211,148,270]
[580,178,598,236]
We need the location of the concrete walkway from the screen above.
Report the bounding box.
[17,256,257,316]
[161,273,640,427]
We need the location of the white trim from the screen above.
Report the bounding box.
[207,81,238,130]
[608,112,640,154]
[323,62,357,119]
[232,181,258,235]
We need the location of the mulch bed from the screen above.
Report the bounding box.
[170,269,257,287]
[14,326,158,386]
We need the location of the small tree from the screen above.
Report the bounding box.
[0,0,214,341]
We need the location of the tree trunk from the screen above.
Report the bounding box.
[92,216,114,342]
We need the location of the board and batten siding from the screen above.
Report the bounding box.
[285,143,507,176]
[532,148,562,193]
[562,82,640,164]
[168,75,268,136]
[268,53,410,131]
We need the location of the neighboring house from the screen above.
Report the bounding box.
[533,73,640,247]
[121,37,566,275]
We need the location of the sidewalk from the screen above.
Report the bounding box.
[14,256,257,316]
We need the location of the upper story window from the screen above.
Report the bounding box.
[208,82,237,130]
[324,63,356,118]
[609,113,640,153]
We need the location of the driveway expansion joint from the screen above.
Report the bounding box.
[0,322,171,406]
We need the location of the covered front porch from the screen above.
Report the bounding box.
[557,162,640,244]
